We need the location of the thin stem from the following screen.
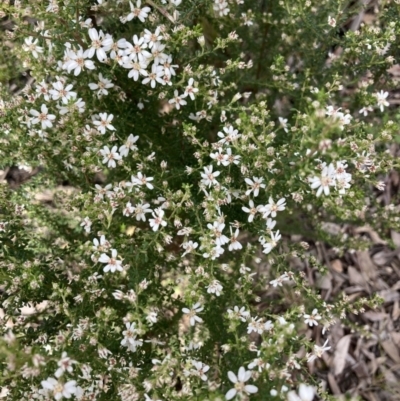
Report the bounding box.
[56,17,86,48]
[146,0,175,24]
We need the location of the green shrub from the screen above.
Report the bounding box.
[0,0,398,400]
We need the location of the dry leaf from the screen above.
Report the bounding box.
[392,301,400,320]
[381,340,400,363]
[352,361,369,379]
[316,273,332,290]
[363,392,380,401]
[356,251,378,280]
[363,311,388,321]
[391,230,400,248]
[345,286,365,295]
[328,372,342,395]
[378,289,400,303]
[333,334,352,376]
[391,332,400,347]
[348,266,368,288]
[354,226,387,245]
[331,259,343,273]
[391,281,400,291]
[372,248,400,266]
[372,251,391,266]
[380,366,398,383]
[388,64,400,76]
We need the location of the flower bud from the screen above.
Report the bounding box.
[197,35,205,47]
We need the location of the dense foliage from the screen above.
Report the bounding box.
[0,0,399,400]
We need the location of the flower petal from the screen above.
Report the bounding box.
[98,254,110,263]
[245,384,258,394]
[227,371,237,384]
[225,388,237,400]
[299,384,314,401]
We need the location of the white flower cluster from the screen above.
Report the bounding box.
[40,353,77,400]
[19,3,186,164]
[58,24,178,91]
[214,0,230,17]
[309,160,352,197]
[10,0,390,399]
[89,177,171,274]
[184,360,210,382]
[121,322,143,352]
[325,106,352,130]
[239,194,286,254]
[225,367,258,400]
[189,124,287,260]
[29,77,85,136]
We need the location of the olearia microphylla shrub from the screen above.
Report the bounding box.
[0,0,399,399]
